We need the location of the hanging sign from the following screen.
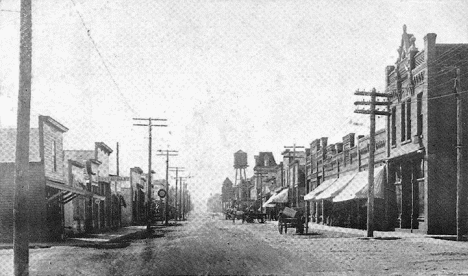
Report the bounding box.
[157,189,167,198]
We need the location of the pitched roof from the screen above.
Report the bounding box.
[255,152,277,167]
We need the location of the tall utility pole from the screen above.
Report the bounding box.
[14,0,33,274]
[169,167,185,221]
[133,118,167,233]
[178,176,192,220]
[454,68,465,241]
[284,145,304,207]
[157,149,178,226]
[354,88,391,237]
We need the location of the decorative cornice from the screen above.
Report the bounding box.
[95,142,113,154]
[39,115,69,133]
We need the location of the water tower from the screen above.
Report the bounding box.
[234,150,248,186]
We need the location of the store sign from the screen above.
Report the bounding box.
[98,176,130,182]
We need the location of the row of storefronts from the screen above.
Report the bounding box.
[0,116,152,241]
[223,26,468,235]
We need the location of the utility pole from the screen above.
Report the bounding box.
[284,145,304,207]
[454,68,465,241]
[14,0,33,275]
[133,118,167,233]
[354,88,391,237]
[169,167,185,221]
[178,176,192,220]
[157,149,178,226]
[116,142,120,176]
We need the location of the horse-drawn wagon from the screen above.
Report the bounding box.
[277,206,306,234]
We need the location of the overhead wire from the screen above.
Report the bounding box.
[69,0,138,116]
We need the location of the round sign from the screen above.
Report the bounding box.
[157,189,167,198]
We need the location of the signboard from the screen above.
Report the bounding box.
[157,189,167,198]
[97,176,130,182]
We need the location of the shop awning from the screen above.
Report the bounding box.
[304,178,337,201]
[333,166,386,202]
[314,173,357,201]
[46,180,91,196]
[46,179,93,204]
[263,188,289,206]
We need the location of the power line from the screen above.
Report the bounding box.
[69,0,138,115]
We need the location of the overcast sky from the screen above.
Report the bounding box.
[1,0,468,205]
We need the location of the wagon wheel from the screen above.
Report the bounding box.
[284,224,288,234]
[278,220,283,234]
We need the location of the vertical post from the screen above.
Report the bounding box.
[182,182,186,220]
[367,88,376,238]
[14,0,32,275]
[175,169,178,221]
[146,120,152,233]
[179,177,183,220]
[165,151,169,226]
[456,68,464,241]
[116,142,120,176]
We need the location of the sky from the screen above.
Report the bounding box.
[1,0,468,206]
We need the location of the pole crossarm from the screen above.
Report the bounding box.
[133,124,168,127]
[354,109,391,116]
[354,101,391,106]
[354,90,392,97]
[133,118,168,121]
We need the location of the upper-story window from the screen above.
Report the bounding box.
[401,103,406,142]
[417,93,423,136]
[264,156,269,167]
[53,140,57,172]
[406,99,412,140]
[391,107,397,146]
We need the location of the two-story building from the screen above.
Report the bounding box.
[385,26,468,234]
[0,115,77,241]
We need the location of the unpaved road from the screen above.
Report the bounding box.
[2,213,468,275]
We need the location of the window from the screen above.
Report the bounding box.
[406,99,412,140]
[417,93,423,135]
[53,141,57,172]
[392,107,397,146]
[401,103,406,142]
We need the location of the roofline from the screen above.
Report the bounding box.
[39,115,69,133]
[95,142,113,154]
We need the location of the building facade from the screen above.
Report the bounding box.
[0,116,72,241]
[385,26,468,234]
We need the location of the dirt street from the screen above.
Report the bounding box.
[1,212,468,275]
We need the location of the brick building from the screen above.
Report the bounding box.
[385,26,468,234]
[305,130,387,229]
